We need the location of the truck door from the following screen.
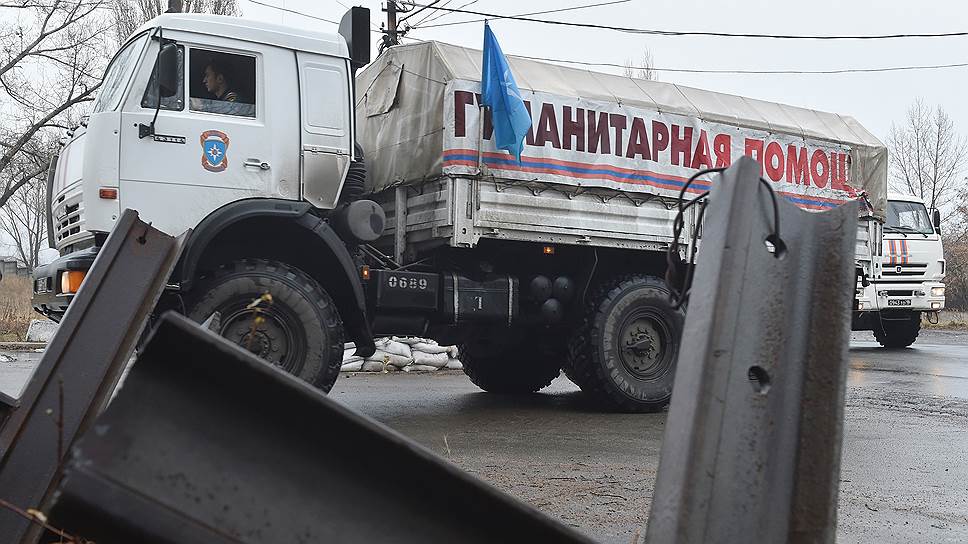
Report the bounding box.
[118,38,299,236]
[297,51,352,209]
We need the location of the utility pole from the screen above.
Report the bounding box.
[382,1,400,48]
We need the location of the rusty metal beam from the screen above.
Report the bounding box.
[646,157,858,544]
[0,210,186,543]
[47,312,592,544]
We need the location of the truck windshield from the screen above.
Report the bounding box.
[92,33,148,114]
[886,200,934,235]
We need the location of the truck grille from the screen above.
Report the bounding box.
[881,263,927,278]
[885,289,913,297]
[53,191,85,247]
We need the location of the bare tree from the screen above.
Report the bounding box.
[111,0,240,44]
[0,176,46,272]
[0,0,108,210]
[889,101,968,308]
[623,48,656,81]
[887,100,967,212]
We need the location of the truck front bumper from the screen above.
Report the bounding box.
[32,246,100,321]
[856,281,945,313]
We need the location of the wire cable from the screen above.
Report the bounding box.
[404,2,968,40]
[413,0,481,27]
[512,54,968,75]
[248,0,339,24]
[406,0,454,28]
[412,0,631,30]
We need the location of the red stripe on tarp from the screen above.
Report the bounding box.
[443,148,851,207]
[444,148,700,186]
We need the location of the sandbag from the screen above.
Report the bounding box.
[392,336,437,346]
[362,361,392,372]
[374,338,412,358]
[404,364,441,372]
[411,351,449,368]
[410,342,450,355]
[366,351,413,368]
[444,359,463,370]
[342,350,363,362]
[341,360,364,372]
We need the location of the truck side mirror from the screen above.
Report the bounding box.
[339,6,371,70]
[932,208,942,234]
[157,42,179,98]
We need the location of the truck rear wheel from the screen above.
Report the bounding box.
[873,311,921,348]
[460,329,563,393]
[566,275,684,413]
[187,259,345,392]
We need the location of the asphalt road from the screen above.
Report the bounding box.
[3,330,968,543]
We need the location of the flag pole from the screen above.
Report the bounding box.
[478,19,489,174]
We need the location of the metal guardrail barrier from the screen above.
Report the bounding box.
[0,210,187,543]
[46,312,593,544]
[646,158,857,543]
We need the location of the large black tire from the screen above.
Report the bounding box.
[566,275,684,413]
[460,329,563,393]
[873,311,921,348]
[187,259,345,392]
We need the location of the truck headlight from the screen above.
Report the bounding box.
[932,286,945,297]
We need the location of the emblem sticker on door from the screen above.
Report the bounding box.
[200,130,230,172]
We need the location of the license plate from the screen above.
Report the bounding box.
[887,299,912,306]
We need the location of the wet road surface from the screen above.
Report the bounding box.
[3,330,968,543]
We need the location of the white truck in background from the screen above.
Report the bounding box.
[33,8,898,413]
[853,194,945,347]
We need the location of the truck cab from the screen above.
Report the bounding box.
[33,11,380,392]
[853,194,945,347]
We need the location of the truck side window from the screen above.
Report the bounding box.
[141,45,185,111]
[188,49,256,118]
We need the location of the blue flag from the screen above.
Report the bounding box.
[481,22,531,162]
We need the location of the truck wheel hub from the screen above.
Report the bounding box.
[619,314,668,379]
[221,308,292,369]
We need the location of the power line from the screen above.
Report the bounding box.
[248,0,339,24]
[512,54,968,75]
[413,0,630,30]
[407,0,456,28]
[405,2,968,40]
[413,0,480,27]
[249,0,383,32]
[399,0,445,24]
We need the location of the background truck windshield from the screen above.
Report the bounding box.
[92,34,148,113]
[886,200,934,234]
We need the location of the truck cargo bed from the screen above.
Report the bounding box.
[374,176,688,256]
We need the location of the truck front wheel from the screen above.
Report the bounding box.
[460,329,563,393]
[873,311,921,348]
[566,275,684,413]
[187,259,345,392]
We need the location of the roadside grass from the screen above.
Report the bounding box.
[924,309,968,330]
[0,276,33,342]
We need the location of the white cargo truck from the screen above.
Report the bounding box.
[853,194,945,347]
[34,8,894,412]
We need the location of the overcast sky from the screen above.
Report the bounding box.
[5,0,967,257]
[242,0,968,142]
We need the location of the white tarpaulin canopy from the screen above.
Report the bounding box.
[356,41,887,217]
